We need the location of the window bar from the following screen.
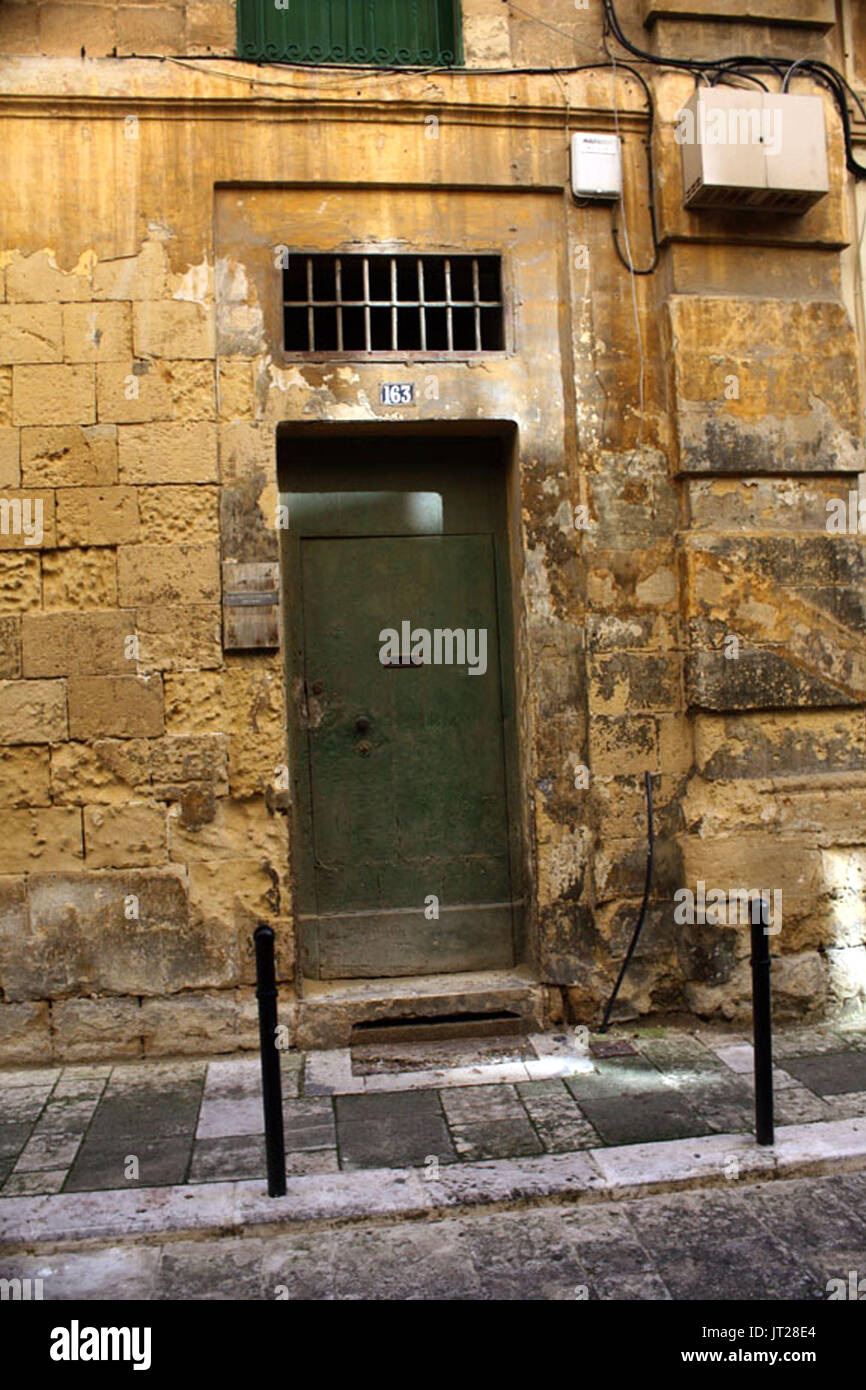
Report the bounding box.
[472,257,482,351]
[391,256,398,350]
[306,256,315,352]
[363,257,371,352]
[444,257,453,351]
[417,257,426,350]
[335,257,343,351]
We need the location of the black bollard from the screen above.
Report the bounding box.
[254,923,287,1196]
[750,894,775,1146]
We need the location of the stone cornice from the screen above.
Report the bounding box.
[0,56,651,129]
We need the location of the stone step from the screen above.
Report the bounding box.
[295,966,549,1050]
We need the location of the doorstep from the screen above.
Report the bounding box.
[294,965,549,1049]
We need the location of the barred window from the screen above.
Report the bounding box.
[283,253,505,355]
[237,0,463,67]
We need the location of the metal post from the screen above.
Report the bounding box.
[254,924,286,1197]
[750,895,775,1146]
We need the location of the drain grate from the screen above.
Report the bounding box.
[351,1010,526,1047]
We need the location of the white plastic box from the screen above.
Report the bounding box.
[570,132,623,201]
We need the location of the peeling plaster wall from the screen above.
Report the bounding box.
[0,3,865,1061]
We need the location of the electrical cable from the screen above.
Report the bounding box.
[602,0,866,178]
[609,45,648,444]
[600,22,660,276]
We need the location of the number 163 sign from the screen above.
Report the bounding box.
[380,383,414,405]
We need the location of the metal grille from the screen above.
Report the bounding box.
[283,254,504,355]
[237,0,462,67]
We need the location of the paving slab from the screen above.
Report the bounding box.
[0,1090,53,1124]
[155,1236,268,1301]
[86,1082,203,1141]
[328,1221,483,1301]
[650,1233,826,1301]
[64,1135,192,1192]
[773,1088,834,1125]
[196,1095,263,1140]
[780,1051,866,1096]
[620,1185,758,1258]
[577,1092,713,1146]
[335,1089,455,1169]
[190,1135,268,1184]
[449,1117,544,1161]
[303,1049,363,1095]
[14,1132,84,1174]
[824,1090,866,1120]
[518,1079,602,1152]
[51,1077,108,1101]
[739,1175,866,1255]
[284,1150,340,1177]
[2,1170,67,1196]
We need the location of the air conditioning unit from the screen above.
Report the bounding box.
[679,88,829,214]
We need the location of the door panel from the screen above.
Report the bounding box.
[300,532,515,977]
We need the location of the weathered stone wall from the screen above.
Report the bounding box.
[0,1,864,1061]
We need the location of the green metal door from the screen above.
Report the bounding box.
[281,437,521,980]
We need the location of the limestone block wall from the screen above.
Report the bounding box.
[0,234,293,1064]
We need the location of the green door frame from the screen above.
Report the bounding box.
[277,423,526,982]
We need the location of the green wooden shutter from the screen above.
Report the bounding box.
[237,0,463,66]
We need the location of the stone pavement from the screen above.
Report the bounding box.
[1,1020,865,1199]
[5,1171,866,1300]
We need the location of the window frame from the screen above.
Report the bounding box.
[277,245,513,363]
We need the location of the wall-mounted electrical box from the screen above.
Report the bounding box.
[571,133,623,201]
[679,88,829,214]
